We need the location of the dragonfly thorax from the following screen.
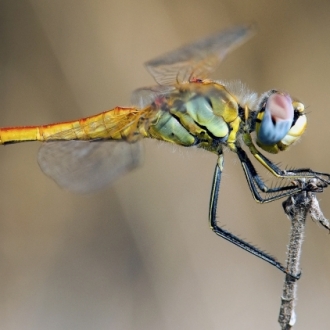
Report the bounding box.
[147,80,242,153]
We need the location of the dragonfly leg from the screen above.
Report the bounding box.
[244,134,330,183]
[256,151,330,183]
[236,147,306,203]
[208,153,300,279]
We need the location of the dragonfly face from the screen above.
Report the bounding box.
[1,25,329,277]
[255,90,307,154]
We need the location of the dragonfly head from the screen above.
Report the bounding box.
[255,91,307,154]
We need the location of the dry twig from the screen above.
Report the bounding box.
[278,179,329,329]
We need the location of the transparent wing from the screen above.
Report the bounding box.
[145,25,255,85]
[131,85,176,108]
[37,140,143,193]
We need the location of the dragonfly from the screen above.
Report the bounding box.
[2,25,329,278]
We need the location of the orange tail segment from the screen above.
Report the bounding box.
[0,107,152,144]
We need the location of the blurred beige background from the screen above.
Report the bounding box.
[1,1,330,329]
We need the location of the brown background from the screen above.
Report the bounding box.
[1,1,330,329]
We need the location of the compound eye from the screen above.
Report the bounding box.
[257,92,294,145]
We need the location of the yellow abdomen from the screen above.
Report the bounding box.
[0,107,149,144]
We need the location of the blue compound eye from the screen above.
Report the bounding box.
[257,92,294,145]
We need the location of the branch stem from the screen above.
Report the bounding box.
[278,179,329,329]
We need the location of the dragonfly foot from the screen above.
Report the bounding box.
[292,178,328,193]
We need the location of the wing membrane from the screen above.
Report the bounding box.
[38,140,143,193]
[131,85,176,108]
[145,25,255,85]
